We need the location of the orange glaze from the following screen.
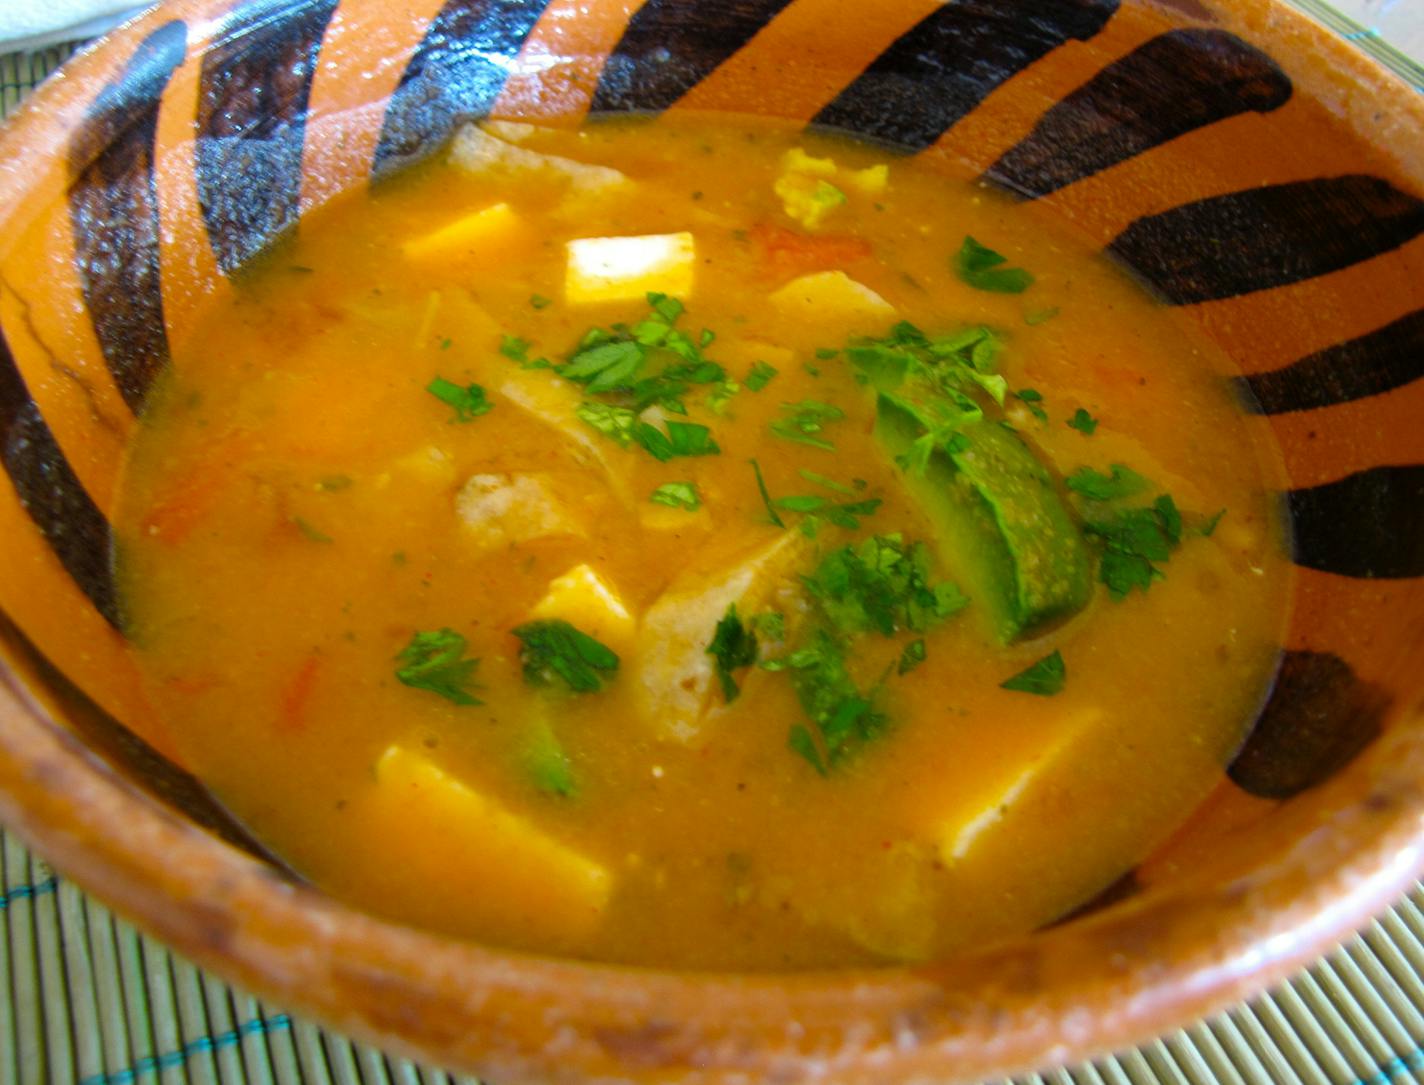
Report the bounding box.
[113,115,1292,970]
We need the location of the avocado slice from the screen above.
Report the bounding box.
[875,392,1091,643]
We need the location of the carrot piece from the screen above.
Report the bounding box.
[750,223,873,277]
[277,655,321,732]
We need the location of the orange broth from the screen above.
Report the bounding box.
[114,116,1292,969]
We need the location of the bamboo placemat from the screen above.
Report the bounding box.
[5,6,1424,1083]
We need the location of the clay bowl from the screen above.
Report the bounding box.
[1,0,1422,1081]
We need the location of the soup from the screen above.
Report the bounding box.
[114,116,1291,970]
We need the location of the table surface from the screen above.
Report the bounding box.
[2,4,1424,1084]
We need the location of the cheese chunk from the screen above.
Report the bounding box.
[531,563,636,648]
[369,745,610,941]
[566,233,696,305]
[402,202,526,266]
[770,270,894,324]
[456,472,584,549]
[634,531,808,744]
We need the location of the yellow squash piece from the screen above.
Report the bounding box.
[530,563,636,649]
[402,202,527,266]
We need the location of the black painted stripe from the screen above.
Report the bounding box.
[1239,309,1424,415]
[589,0,796,115]
[0,328,122,630]
[371,0,553,180]
[1228,649,1388,799]
[1108,175,1424,305]
[1288,465,1424,579]
[986,29,1290,199]
[67,21,187,416]
[811,0,1118,152]
[195,0,340,275]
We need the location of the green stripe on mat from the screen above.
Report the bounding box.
[4,6,1424,1082]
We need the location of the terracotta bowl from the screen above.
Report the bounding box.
[1,0,1422,1080]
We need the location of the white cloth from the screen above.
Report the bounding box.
[0,0,145,51]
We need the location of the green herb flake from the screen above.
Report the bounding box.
[1000,650,1066,696]
[814,348,839,360]
[803,534,968,638]
[1068,408,1098,436]
[955,235,1035,294]
[797,468,857,495]
[1066,464,1149,502]
[529,293,552,310]
[395,628,483,705]
[500,334,532,362]
[752,611,786,641]
[897,638,927,675]
[745,360,778,392]
[750,458,785,528]
[1014,388,1048,422]
[650,481,701,510]
[524,718,574,797]
[512,619,620,693]
[784,629,887,769]
[788,724,828,776]
[1201,509,1227,537]
[707,603,759,703]
[770,399,846,450]
[317,474,352,492]
[292,516,333,543]
[576,401,638,446]
[427,377,493,422]
[1024,306,1060,326]
[633,419,720,461]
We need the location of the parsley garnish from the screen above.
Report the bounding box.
[797,469,861,495]
[1000,650,1066,695]
[707,603,759,703]
[955,235,1035,294]
[1084,494,1183,599]
[788,724,827,776]
[1015,387,1048,422]
[770,400,846,450]
[1068,408,1098,435]
[745,361,778,392]
[633,418,720,461]
[512,619,620,693]
[897,638,927,675]
[774,494,882,533]
[1201,509,1227,537]
[529,293,552,310]
[749,459,785,527]
[525,718,574,797]
[576,401,638,446]
[752,611,785,640]
[427,377,492,422]
[500,335,532,361]
[292,516,333,543]
[781,629,887,772]
[802,534,968,637]
[395,629,483,705]
[650,481,701,510]
[562,340,644,393]
[1066,464,1149,501]
[1024,306,1060,326]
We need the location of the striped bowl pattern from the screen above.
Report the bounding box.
[0,1,1423,1082]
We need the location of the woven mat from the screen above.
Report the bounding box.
[5,8,1424,1084]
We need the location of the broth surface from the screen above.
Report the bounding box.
[115,116,1292,969]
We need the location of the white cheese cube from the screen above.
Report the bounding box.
[456,472,585,550]
[566,232,696,305]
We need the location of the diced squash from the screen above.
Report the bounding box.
[402,202,527,266]
[935,709,1102,869]
[770,270,895,325]
[565,233,696,305]
[456,472,584,549]
[369,745,610,940]
[531,563,636,648]
[634,531,808,743]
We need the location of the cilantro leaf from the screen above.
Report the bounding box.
[650,481,701,510]
[512,619,620,693]
[529,293,552,310]
[802,534,967,637]
[395,628,483,705]
[292,516,333,543]
[633,419,720,461]
[1014,387,1048,422]
[798,469,859,495]
[1000,650,1065,696]
[1200,509,1226,537]
[427,377,492,422]
[770,400,846,450]
[752,611,785,640]
[745,361,778,392]
[500,335,532,362]
[788,724,828,776]
[1083,495,1184,600]
[561,340,645,392]
[576,401,637,446]
[955,235,1035,293]
[707,603,759,703]
[1067,464,1148,502]
[1024,306,1060,326]
[783,629,888,769]
[1068,408,1098,435]
[897,638,927,675]
[749,458,785,528]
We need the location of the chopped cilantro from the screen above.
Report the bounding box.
[1201,509,1227,537]
[802,534,968,637]
[650,481,701,510]
[752,611,785,640]
[797,468,858,495]
[814,347,839,360]
[707,380,740,414]
[707,603,759,703]
[317,474,352,492]
[749,458,785,528]
[427,377,493,422]
[576,401,638,446]
[1024,306,1060,326]
[500,335,532,362]
[395,628,482,706]
[1083,494,1184,600]
[1014,388,1048,422]
[745,361,778,392]
[512,619,619,693]
[897,638,927,675]
[633,418,720,461]
[561,339,645,392]
[1000,650,1065,696]
[1066,464,1149,502]
[292,516,333,543]
[770,399,846,450]
[439,337,453,350]
[524,718,574,797]
[529,293,552,310]
[1068,408,1098,435]
[955,235,1035,294]
[788,724,828,776]
[783,629,887,770]
[775,494,881,532]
